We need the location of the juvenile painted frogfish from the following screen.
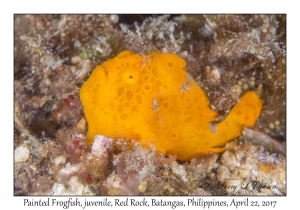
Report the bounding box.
[80,50,262,161]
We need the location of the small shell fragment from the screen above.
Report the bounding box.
[138,181,147,193]
[54,155,67,166]
[15,144,30,162]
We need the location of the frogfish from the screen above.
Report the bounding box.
[80,50,262,161]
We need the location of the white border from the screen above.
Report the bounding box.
[3,0,297,209]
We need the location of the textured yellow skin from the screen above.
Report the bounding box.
[80,50,262,161]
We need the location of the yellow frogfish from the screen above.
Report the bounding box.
[80,50,262,161]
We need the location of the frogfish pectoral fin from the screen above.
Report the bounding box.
[207,147,226,153]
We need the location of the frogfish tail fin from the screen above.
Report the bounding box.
[214,91,262,147]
